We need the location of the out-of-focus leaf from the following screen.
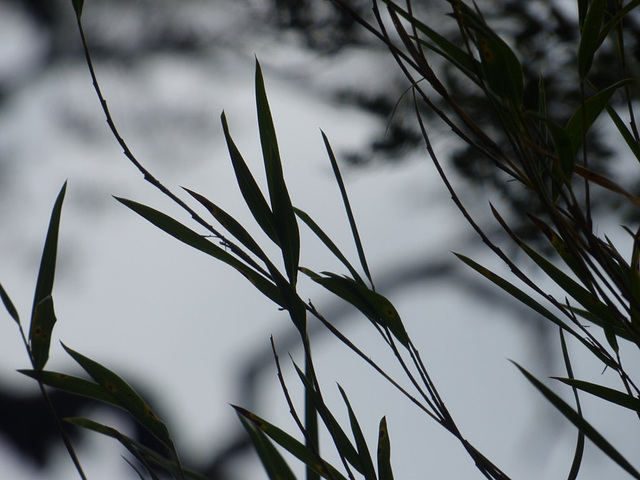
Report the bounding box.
[29,295,57,371]
[566,80,631,154]
[233,406,348,480]
[600,0,640,42]
[454,253,618,369]
[578,0,607,79]
[338,385,376,480]
[294,207,366,286]
[238,414,297,480]
[19,370,119,407]
[255,59,300,286]
[377,417,394,480]
[72,0,84,18]
[456,2,523,104]
[0,283,20,325]
[382,1,481,87]
[221,112,279,246]
[322,132,374,289]
[543,119,575,195]
[553,377,640,412]
[62,344,174,450]
[606,106,640,162]
[513,362,640,479]
[303,270,409,348]
[115,197,283,307]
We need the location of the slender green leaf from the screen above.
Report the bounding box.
[221,111,279,246]
[513,362,640,479]
[233,405,348,480]
[72,0,84,18]
[62,344,174,450]
[322,131,374,289]
[606,106,640,162]
[238,415,298,480]
[0,282,20,325]
[454,253,618,369]
[338,385,377,480]
[31,182,66,326]
[553,377,640,412]
[566,80,631,154]
[294,207,366,286]
[600,0,640,42]
[29,295,57,371]
[578,0,607,79]
[115,197,284,307]
[255,59,300,286]
[377,417,394,480]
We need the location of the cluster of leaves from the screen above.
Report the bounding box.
[4,0,640,479]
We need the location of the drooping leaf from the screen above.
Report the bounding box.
[578,0,607,79]
[29,295,57,371]
[377,417,394,480]
[606,106,640,162]
[255,59,300,286]
[19,369,120,407]
[62,344,174,450]
[238,414,298,480]
[233,405,348,480]
[221,112,279,246]
[72,0,84,18]
[115,197,283,307]
[0,282,20,326]
[553,377,640,412]
[513,362,640,479]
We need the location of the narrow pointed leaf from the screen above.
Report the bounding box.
[221,112,279,246]
[0,283,20,325]
[31,182,66,323]
[553,378,640,412]
[19,369,118,407]
[377,417,394,480]
[62,344,173,449]
[115,197,283,307]
[322,132,374,289]
[606,106,640,162]
[72,0,84,18]
[513,362,640,479]
[29,295,57,370]
[233,406,348,480]
[578,0,606,79]
[238,415,297,480]
[566,80,631,154]
[294,207,366,286]
[255,59,300,286]
[338,385,376,480]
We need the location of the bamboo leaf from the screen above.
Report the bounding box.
[322,131,374,289]
[255,59,300,286]
[0,282,20,326]
[233,406,348,480]
[19,369,119,407]
[606,106,640,162]
[377,417,394,480]
[338,385,377,480]
[62,344,174,450]
[31,182,66,327]
[29,295,57,371]
[513,362,640,479]
[238,414,298,480]
[566,80,631,154]
[221,111,279,246]
[578,0,607,79]
[294,207,366,286]
[72,0,84,18]
[115,197,284,307]
[553,377,640,412]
